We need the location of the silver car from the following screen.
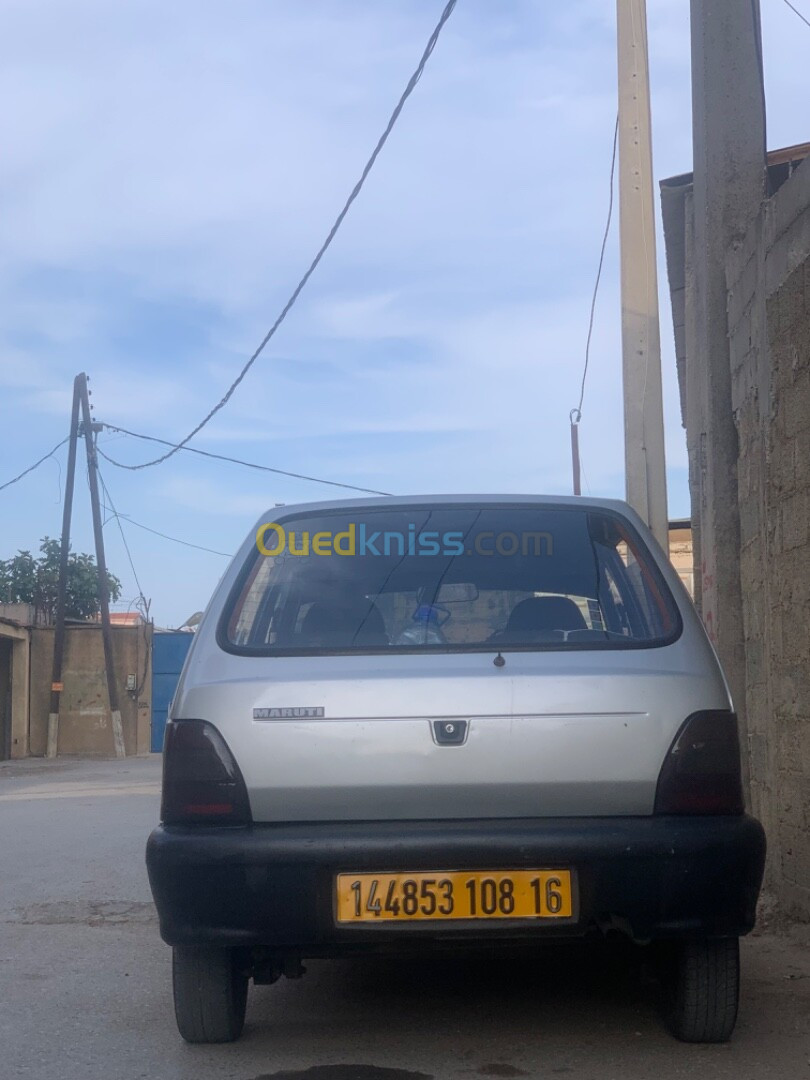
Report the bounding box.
[147,495,765,1045]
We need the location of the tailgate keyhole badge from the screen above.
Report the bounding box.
[433,720,468,746]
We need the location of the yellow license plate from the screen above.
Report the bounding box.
[335,869,573,923]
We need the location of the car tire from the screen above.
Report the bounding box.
[172,945,249,1043]
[662,936,740,1043]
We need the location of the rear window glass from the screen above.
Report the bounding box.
[222,506,681,654]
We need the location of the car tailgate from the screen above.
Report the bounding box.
[175,648,729,822]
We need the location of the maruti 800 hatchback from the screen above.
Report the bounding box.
[146,496,765,1045]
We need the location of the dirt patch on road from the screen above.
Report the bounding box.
[9,900,156,926]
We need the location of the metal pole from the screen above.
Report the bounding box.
[78,375,125,758]
[570,414,582,496]
[46,376,82,758]
[616,0,669,550]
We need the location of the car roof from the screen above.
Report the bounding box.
[255,493,637,522]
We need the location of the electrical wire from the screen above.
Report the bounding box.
[95,470,153,696]
[781,0,810,30]
[52,452,63,506]
[97,424,394,496]
[0,436,69,493]
[571,114,619,425]
[97,467,148,606]
[101,0,459,471]
[99,508,233,558]
[105,592,151,692]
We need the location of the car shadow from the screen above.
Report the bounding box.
[245,938,664,1060]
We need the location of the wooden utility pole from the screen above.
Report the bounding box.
[616,0,669,550]
[78,375,126,758]
[46,376,82,758]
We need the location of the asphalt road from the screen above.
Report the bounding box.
[1,756,809,1080]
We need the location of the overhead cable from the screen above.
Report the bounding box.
[781,0,810,31]
[100,510,234,558]
[571,113,619,427]
[97,467,149,605]
[0,437,69,493]
[98,424,393,496]
[101,0,459,470]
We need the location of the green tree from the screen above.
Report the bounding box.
[0,537,121,621]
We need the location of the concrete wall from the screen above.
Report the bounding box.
[725,155,810,918]
[0,620,31,759]
[0,604,41,626]
[29,623,152,757]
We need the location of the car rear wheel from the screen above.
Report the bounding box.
[662,936,740,1043]
[172,945,249,1043]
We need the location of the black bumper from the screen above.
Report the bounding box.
[146,815,765,953]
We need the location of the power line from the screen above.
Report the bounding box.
[98,423,394,496]
[103,0,459,471]
[95,469,153,694]
[98,505,233,558]
[572,113,619,425]
[96,467,148,605]
[781,0,810,30]
[0,436,69,493]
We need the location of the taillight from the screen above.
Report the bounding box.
[654,711,744,815]
[161,720,252,825]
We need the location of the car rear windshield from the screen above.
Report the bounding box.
[222,505,681,654]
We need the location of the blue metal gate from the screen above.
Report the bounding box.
[151,631,194,752]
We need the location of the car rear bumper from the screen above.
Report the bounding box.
[146,815,765,953]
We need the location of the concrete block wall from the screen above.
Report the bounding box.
[29,623,152,757]
[726,157,810,918]
[0,619,31,758]
[766,261,810,917]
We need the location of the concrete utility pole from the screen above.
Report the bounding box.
[616,0,669,550]
[689,1,766,756]
[46,376,82,758]
[78,375,126,759]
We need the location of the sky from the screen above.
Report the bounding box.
[1,0,808,627]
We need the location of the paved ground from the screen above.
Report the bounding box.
[1,756,809,1080]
